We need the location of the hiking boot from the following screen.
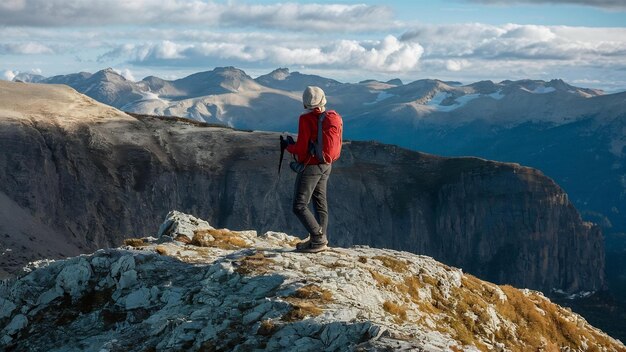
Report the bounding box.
[295,232,328,253]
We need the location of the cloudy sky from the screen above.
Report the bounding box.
[1,0,625,91]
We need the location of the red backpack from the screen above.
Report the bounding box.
[310,110,343,164]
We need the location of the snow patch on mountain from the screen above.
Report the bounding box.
[141,91,167,102]
[364,91,395,105]
[426,92,481,112]
[488,90,505,100]
[528,86,556,94]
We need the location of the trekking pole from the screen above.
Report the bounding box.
[278,135,286,175]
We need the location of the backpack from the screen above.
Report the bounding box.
[310,110,343,164]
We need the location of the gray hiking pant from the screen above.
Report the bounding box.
[292,163,332,239]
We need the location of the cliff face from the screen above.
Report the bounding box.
[0,81,605,293]
[0,212,622,352]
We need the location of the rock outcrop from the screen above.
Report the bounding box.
[0,212,622,352]
[0,81,605,293]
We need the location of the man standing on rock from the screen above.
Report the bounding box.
[282,86,343,253]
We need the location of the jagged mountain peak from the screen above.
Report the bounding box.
[43,71,92,85]
[212,66,252,79]
[0,211,622,351]
[443,80,463,86]
[386,78,403,86]
[266,67,291,80]
[91,67,127,82]
[255,68,341,91]
[467,80,499,94]
[403,78,456,93]
[177,67,247,82]
[11,72,46,83]
[141,75,163,82]
[385,78,456,104]
[496,78,603,97]
[172,66,260,96]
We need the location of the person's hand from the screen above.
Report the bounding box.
[280,136,289,149]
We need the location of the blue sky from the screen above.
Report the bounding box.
[1,0,625,91]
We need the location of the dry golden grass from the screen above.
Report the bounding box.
[411,273,618,351]
[461,274,483,291]
[489,285,619,351]
[429,277,621,352]
[373,255,409,273]
[418,274,506,350]
[321,261,348,269]
[403,276,421,301]
[383,300,407,323]
[192,228,250,250]
[447,309,486,348]
[281,302,323,322]
[174,234,192,244]
[123,238,145,247]
[293,285,334,302]
[342,267,619,351]
[429,285,446,310]
[369,270,394,288]
[421,274,439,287]
[234,252,273,275]
[461,274,503,305]
[155,245,168,255]
[395,275,440,315]
[257,319,277,336]
[426,275,496,350]
[287,238,302,247]
[281,284,334,322]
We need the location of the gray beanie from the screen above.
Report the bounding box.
[302,86,326,110]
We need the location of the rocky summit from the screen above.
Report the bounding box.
[0,211,623,352]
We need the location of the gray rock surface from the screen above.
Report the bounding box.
[157,210,214,240]
[0,213,622,352]
[0,81,605,293]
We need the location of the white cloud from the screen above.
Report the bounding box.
[112,68,136,81]
[102,35,424,73]
[501,25,556,42]
[2,70,17,81]
[0,0,25,11]
[0,42,53,54]
[401,23,626,61]
[0,0,399,32]
[394,23,626,90]
[445,59,471,71]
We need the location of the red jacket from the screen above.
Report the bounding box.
[287,108,340,165]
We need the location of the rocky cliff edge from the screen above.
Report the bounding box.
[0,211,622,352]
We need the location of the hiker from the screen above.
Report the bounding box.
[281,86,343,253]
